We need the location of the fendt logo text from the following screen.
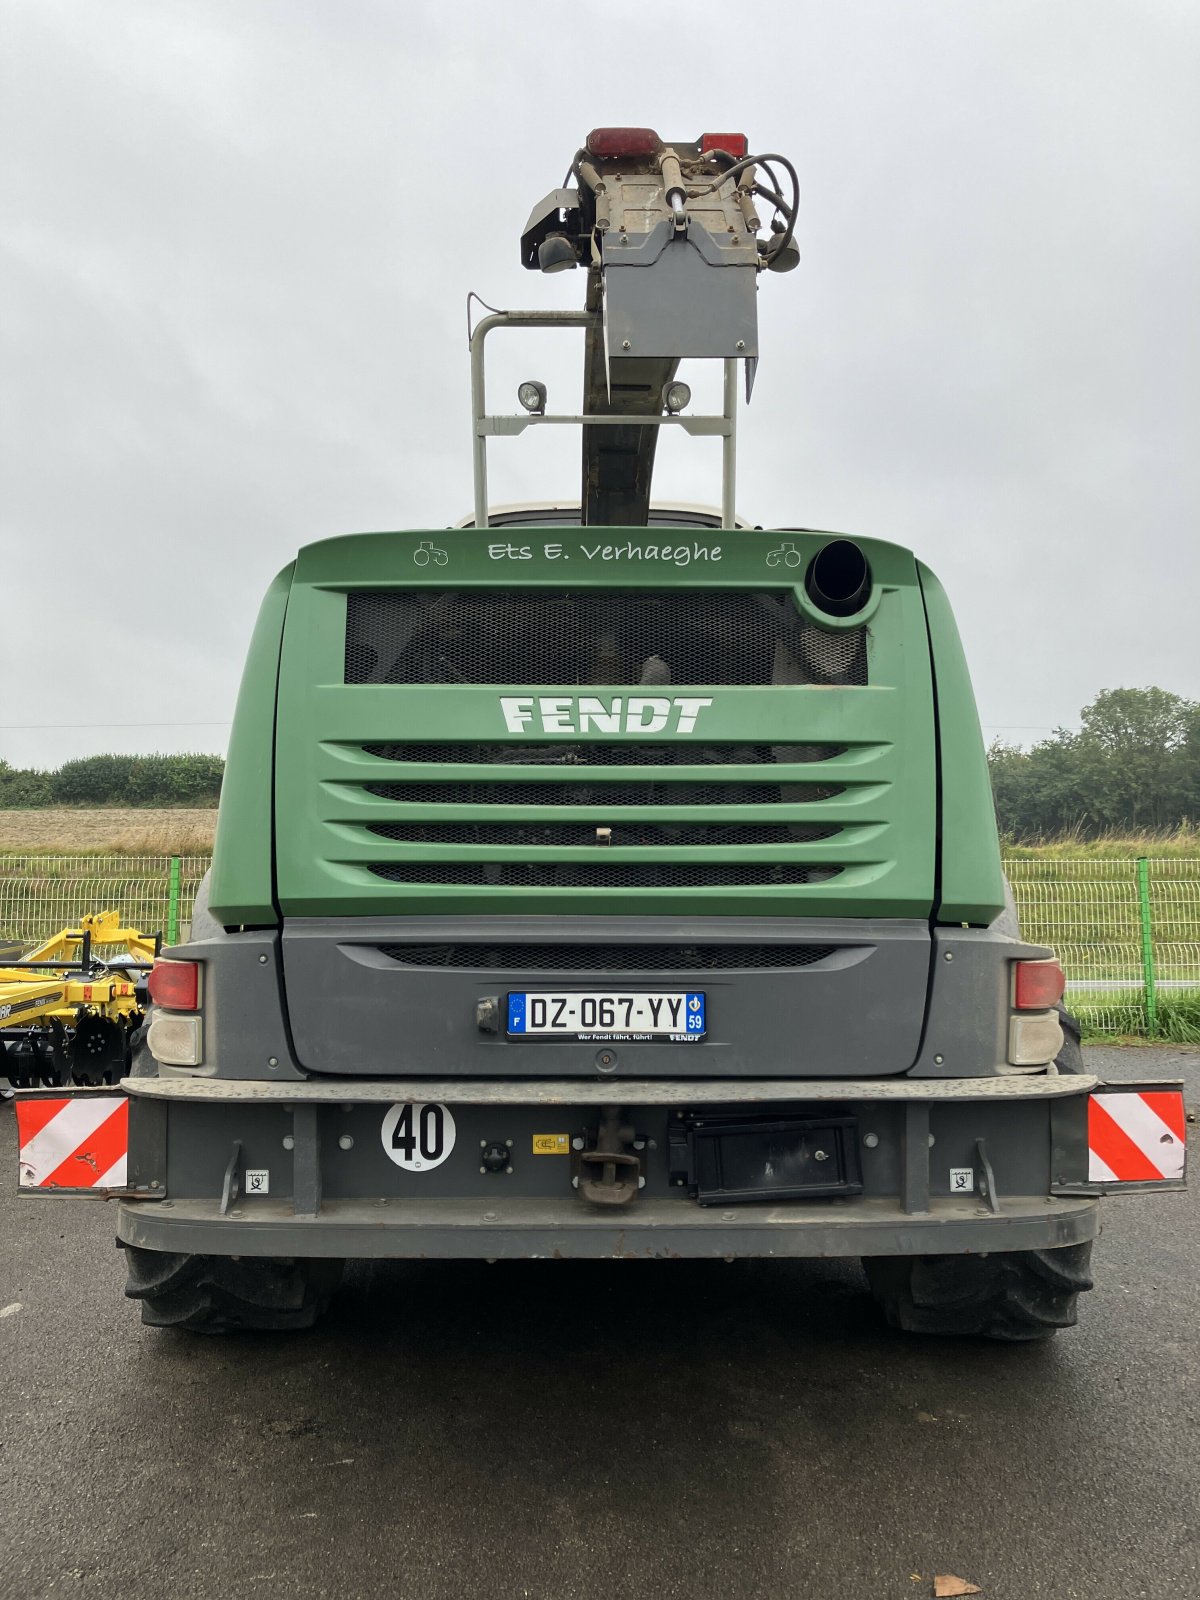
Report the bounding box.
[500,696,714,735]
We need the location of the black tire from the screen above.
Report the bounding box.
[126,1011,157,1078]
[863,1242,1094,1340]
[123,1245,343,1333]
[1055,1001,1085,1073]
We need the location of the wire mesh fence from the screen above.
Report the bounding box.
[0,856,210,954]
[1003,858,1200,1040]
[1,852,1197,1040]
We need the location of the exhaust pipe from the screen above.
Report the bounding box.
[804,538,872,618]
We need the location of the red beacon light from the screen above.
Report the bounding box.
[701,132,749,159]
[586,127,662,159]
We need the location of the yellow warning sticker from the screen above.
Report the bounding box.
[532,1133,570,1156]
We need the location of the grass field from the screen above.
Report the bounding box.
[0,808,217,853]
[1001,824,1200,860]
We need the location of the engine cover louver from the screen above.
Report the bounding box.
[272,529,938,921]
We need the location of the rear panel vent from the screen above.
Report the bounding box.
[362,740,847,767]
[364,778,844,807]
[367,862,843,889]
[366,821,841,847]
[377,943,839,971]
[345,590,867,687]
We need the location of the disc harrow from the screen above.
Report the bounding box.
[0,912,160,1090]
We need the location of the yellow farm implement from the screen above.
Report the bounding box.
[0,912,160,1089]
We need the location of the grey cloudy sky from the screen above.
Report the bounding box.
[2,0,1196,768]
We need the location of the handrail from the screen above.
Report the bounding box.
[468,308,738,531]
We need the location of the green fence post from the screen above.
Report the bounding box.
[1136,856,1158,1039]
[167,856,182,947]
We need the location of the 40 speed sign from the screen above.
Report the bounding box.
[381,1102,456,1172]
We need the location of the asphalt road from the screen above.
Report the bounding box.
[2,1047,1197,1600]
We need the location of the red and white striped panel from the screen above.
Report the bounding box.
[16,1095,129,1190]
[1088,1090,1187,1184]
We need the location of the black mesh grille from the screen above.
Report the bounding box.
[344,590,867,687]
[366,862,843,888]
[366,821,841,847]
[362,741,846,767]
[364,779,843,806]
[377,943,839,971]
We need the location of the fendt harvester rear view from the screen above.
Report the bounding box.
[15,128,1186,1335]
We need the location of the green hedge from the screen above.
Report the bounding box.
[0,754,224,808]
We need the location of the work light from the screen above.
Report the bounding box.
[517,380,547,414]
[662,381,692,414]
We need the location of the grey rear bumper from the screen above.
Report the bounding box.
[118,1072,1100,1261]
[116,1192,1099,1260]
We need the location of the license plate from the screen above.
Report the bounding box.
[507,991,706,1041]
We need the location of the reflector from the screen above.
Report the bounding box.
[1014,958,1066,1010]
[147,959,199,1012]
[147,1014,203,1067]
[1008,1010,1063,1066]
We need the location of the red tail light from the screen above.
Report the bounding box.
[148,959,200,1011]
[1014,958,1065,1010]
[701,132,749,158]
[586,127,661,158]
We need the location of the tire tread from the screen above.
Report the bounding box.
[123,1246,342,1333]
[864,1243,1093,1340]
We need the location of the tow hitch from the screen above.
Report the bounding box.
[576,1106,642,1206]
